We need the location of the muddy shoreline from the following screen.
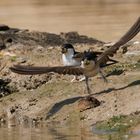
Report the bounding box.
[0,25,140,129]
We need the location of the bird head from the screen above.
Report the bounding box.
[81,50,96,68]
[81,58,96,70]
[82,50,97,61]
[61,44,75,54]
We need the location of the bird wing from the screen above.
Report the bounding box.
[73,52,84,60]
[97,17,140,65]
[73,51,103,59]
[10,65,84,75]
[73,50,118,64]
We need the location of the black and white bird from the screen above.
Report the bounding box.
[61,44,81,66]
[61,43,118,82]
[61,43,82,82]
[10,17,140,94]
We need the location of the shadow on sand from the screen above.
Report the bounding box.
[46,80,140,119]
[93,79,140,95]
[46,96,82,119]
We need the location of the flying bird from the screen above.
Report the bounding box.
[61,43,118,82]
[10,17,140,94]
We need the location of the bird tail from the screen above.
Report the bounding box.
[107,58,118,64]
[101,61,118,68]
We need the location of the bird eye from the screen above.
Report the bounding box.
[84,60,90,65]
[62,48,67,53]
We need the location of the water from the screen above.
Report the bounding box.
[0,0,140,139]
[0,123,103,140]
[0,122,140,140]
[0,0,139,41]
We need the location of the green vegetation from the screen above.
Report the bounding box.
[105,62,140,75]
[10,56,17,62]
[96,112,140,135]
[95,113,140,139]
[96,115,130,132]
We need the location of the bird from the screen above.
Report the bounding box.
[61,43,118,82]
[10,17,140,94]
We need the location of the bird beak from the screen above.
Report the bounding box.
[84,59,90,65]
[61,47,67,53]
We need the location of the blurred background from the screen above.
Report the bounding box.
[0,0,139,41]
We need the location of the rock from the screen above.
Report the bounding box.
[78,96,100,112]
[0,24,10,31]
[0,78,11,97]
[0,29,104,49]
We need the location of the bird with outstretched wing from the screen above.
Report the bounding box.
[10,17,140,94]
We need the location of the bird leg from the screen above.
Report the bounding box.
[71,75,85,82]
[85,77,91,94]
[71,75,79,82]
[78,76,86,82]
[99,70,108,83]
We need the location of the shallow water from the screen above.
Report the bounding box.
[0,0,140,139]
[0,123,140,140]
[0,124,120,140]
[0,123,103,140]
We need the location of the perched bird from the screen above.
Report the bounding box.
[61,43,118,82]
[10,17,140,94]
[61,44,81,66]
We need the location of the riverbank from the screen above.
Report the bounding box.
[0,26,140,130]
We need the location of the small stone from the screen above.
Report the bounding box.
[16,57,27,63]
[78,96,100,112]
[123,135,129,139]
[0,24,10,31]
[130,120,133,123]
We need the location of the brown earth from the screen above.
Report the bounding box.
[0,26,140,128]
